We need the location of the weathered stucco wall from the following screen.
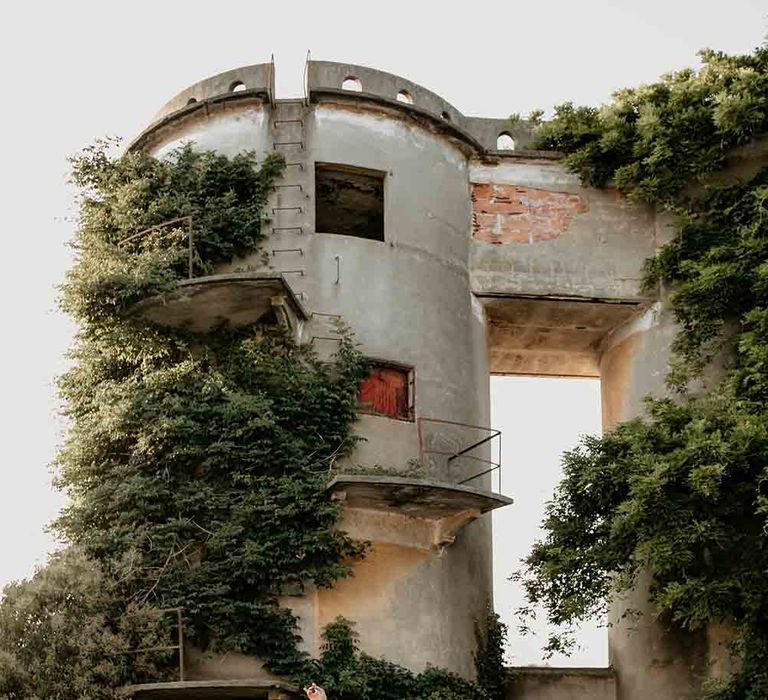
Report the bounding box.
[469,159,657,301]
[131,60,742,700]
[505,667,616,700]
[599,292,714,700]
[144,93,496,679]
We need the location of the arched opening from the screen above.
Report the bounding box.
[186,97,197,105]
[396,90,413,105]
[497,133,516,151]
[342,76,363,92]
[230,81,246,93]
[440,111,451,121]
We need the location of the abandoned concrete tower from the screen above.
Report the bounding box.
[126,60,736,700]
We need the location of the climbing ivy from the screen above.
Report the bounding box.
[303,614,507,700]
[519,43,768,698]
[0,140,508,699]
[0,140,371,697]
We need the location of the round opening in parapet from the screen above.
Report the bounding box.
[342,76,363,92]
[440,111,451,121]
[186,97,197,105]
[497,132,516,150]
[396,90,413,105]
[230,80,247,93]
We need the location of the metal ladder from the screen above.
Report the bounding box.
[267,84,343,348]
[268,98,311,302]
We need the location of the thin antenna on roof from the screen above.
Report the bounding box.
[303,50,311,105]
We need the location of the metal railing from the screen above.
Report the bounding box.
[118,216,195,280]
[124,607,186,681]
[417,417,502,491]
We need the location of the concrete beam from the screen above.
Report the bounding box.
[127,679,301,699]
[482,296,641,377]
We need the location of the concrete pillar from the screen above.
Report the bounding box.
[600,303,708,700]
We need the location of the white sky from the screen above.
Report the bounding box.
[0,0,764,669]
[491,376,604,666]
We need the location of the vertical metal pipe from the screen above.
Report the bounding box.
[187,217,194,279]
[177,608,186,681]
[498,431,502,493]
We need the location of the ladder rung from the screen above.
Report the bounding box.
[273,119,303,126]
[271,248,304,256]
[275,184,303,190]
[272,227,303,233]
[272,207,302,213]
[285,163,304,170]
[274,141,304,148]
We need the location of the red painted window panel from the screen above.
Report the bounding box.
[359,365,410,420]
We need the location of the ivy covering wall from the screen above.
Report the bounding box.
[0,141,506,699]
[518,44,768,699]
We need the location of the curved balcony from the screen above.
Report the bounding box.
[328,474,512,551]
[130,272,308,336]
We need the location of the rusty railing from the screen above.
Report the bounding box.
[118,215,195,280]
[417,417,502,491]
[124,607,186,681]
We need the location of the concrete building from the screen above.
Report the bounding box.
[127,60,746,700]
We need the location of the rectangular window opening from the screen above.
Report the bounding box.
[315,163,385,241]
[491,374,607,667]
[358,361,413,421]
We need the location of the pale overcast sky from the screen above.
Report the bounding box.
[1,0,765,669]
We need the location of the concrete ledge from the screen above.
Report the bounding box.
[328,474,513,518]
[127,679,301,699]
[506,666,616,700]
[130,272,308,334]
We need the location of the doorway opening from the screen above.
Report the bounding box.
[482,296,639,668]
[491,375,607,667]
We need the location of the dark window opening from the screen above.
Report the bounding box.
[315,164,385,241]
[255,307,278,325]
[359,362,413,421]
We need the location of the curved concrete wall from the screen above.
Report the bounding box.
[140,77,494,678]
[134,59,739,697]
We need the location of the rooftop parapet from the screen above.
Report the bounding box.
[152,62,275,121]
[133,58,542,155]
[307,60,538,152]
[307,60,464,123]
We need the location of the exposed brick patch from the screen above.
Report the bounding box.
[471,183,588,243]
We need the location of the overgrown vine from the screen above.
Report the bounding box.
[0,140,506,699]
[518,43,768,698]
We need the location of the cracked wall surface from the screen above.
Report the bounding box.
[472,183,588,244]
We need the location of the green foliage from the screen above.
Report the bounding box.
[0,141,371,695]
[54,323,369,672]
[474,609,508,700]
[520,42,768,698]
[535,47,768,200]
[64,139,284,322]
[303,617,505,700]
[0,549,174,700]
